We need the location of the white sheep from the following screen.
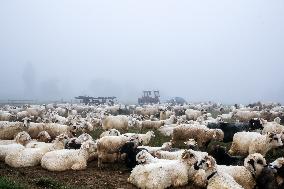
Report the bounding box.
[195,155,244,189]
[232,110,260,122]
[163,115,176,125]
[128,150,199,189]
[172,124,224,148]
[136,150,172,164]
[5,134,68,167]
[0,131,31,145]
[229,132,283,156]
[0,121,29,139]
[41,140,97,171]
[96,135,139,167]
[217,153,266,189]
[124,131,155,145]
[100,129,121,138]
[102,115,130,131]
[262,118,284,135]
[140,120,165,130]
[154,150,184,160]
[27,122,76,139]
[185,109,203,121]
[138,142,172,155]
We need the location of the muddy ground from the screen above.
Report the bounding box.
[0,159,199,189]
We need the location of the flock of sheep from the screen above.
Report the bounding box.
[1,101,284,189]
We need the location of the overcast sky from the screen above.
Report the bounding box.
[0,0,283,104]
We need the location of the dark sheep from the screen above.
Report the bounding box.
[207,122,250,142]
[65,138,81,149]
[120,142,147,169]
[249,118,263,130]
[208,120,262,142]
[256,166,279,189]
[209,145,244,166]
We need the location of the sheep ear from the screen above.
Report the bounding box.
[268,132,274,138]
[181,150,189,159]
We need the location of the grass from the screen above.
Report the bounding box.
[0,177,25,189]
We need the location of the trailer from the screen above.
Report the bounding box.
[75,96,117,105]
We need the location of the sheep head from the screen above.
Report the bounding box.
[267,132,283,148]
[15,131,31,145]
[244,153,267,177]
[269,157,284,178]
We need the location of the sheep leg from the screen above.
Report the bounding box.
[98,156,103,168]
[71,162,86,170]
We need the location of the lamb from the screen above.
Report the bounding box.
[172,125,224,148]
[0,120,29,139]
[229,132,283,156]
[96,135,139,167]
[158,124,177,137]
[0,111,15,121]
[0,131,31,145]
[135,149,172,164]
[5,134,68,167]
[25,133,68,148]
[138,141,172,155]
[163,115,176,125]
[119,142,146,169]
[41,140,97,171]
[209,145,244,166]
[0,131,32,161]
[36,131,52,143]
[102,115,131,131]
[154,150,184,160]
[269,157,284,187]
[256,166,279,189]
[27,122,77,139]
[185,109,203,121]
[217,153,267,189]
[123,131,155,145]
[262,117,284,135]
[140,120,165,130]
[65,133,93,149]
[232,110,260,122]
[128,150,199,189]
[184,139,199,150]
[194,155,244,189]
[100,129,121,138]
[207,122,250,142]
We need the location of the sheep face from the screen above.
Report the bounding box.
[81,140,97,154]
[55,134,69,144]
[213,129,224,142]
[37,131,51,142]
[136,150,152,164]
[161,142,172,150]
[268,133,283,148]
[108,129,120,136]
[194,155,216,172]
[245,153,267,177]
[15,131,31,145]
[181,150,198,166]
[269,157,284,178]
[184,139,197,148]
[274,117,281,124]
[128,134,140,145]
[77,133,93,143]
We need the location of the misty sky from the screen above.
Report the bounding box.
[0,0,284,104]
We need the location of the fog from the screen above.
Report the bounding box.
[0,0,284,104]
